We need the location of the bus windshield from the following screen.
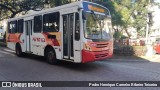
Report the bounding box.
[83,11,112,41]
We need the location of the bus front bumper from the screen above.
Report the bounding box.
[82,50,112,63]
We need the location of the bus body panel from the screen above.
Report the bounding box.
[7,33,23,51]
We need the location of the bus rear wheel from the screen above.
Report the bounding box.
[15,45,23,57]
[45,48,58,65]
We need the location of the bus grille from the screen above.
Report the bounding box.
[95,53,108,58]
[96,43,109,48]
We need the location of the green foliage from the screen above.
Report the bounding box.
[0,0,45,19]
[113,31,122,39]
[114,45,134,56]
[0,0,74,19]
[131,0,148,36]
[114,45,147,56]
[133,46,147,56]
[49,0,71,7]
[95,0,157,38]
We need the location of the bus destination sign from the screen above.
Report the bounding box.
[83,2,109,15]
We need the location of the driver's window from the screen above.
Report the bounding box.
[75,13,80,41]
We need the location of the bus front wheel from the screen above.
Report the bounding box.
[45,48,58,65]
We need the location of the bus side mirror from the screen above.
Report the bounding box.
[78,7,83,11]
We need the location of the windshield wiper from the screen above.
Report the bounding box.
[91,10,101,27]
[91,10,103,39]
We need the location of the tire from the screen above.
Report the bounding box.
[45,48,58,65]
[15,44,23,57]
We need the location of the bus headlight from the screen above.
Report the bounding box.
[83,43,91,51]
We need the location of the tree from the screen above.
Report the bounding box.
[0,0,45,20]
[132,0,158,38]
[131,0,148,38]
[94,0,155,38]
[49,0,72,7]
[0,0,77,20]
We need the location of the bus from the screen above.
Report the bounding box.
[7,1,113,64]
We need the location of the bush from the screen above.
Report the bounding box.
[114,45,147,56]
[132,46,147,56]
[114,45,133,56]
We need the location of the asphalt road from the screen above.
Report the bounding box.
[0,47,160,90]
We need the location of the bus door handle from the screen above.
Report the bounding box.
[75,50,80,52]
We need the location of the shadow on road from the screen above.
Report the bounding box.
[22,54,46,62]
[9,49,160,72]
[57,61,106,71]
[19,54,106,71]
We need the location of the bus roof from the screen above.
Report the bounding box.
[8,1,109,21]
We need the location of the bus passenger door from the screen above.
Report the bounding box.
[63,14,74,60]
[62,13,81,62]
[25,20,32,52]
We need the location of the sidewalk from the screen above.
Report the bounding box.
[108,54,160,63]
[140,55,160,62]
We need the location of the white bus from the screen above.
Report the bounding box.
[7,1,113,64]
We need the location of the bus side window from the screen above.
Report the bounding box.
[9,21,17,33]
[18,19,24,33]
[75,13,80,41]
[34,15,42,33]
[43,12,60,32]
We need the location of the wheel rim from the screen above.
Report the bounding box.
[48,51,54,60]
